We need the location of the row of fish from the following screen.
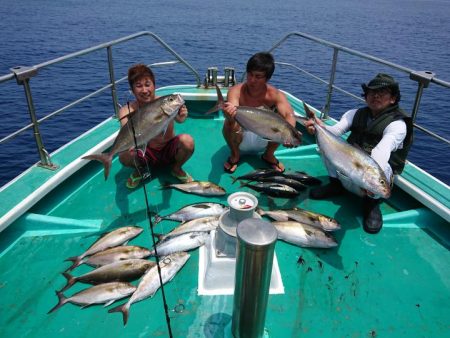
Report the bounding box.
[231,168,321,198]
[153,201,340,249]
[49,225,191,326]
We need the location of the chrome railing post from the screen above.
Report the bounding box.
[409,71,435,123]
[322,48,339,119]
[107,46,120,118]
[11,66,57,170]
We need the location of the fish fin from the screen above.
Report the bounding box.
[205,85,225,114]
[47,291,67,314]
[108,302,130,326]
[64,256,83,272]
[59,272,76,293]
[153,215,163,224]
[336,170,350,180]
[81,153,113,180]
[302,101,316,119]
[103,299,115,307]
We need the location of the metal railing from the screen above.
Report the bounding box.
[0,31,201,169]
[267,31,450,146]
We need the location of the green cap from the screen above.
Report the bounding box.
[362,73,399,92]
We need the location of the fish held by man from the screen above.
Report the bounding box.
[47,282,137,314]
[161,181,226,196]
[59,259,155,292]
[272,221,338,248]
[82,94,185,180]
[303,102,391,198]
[108,252,190,325]
[65,226,144,272]
[153,202,228,224]
[208,85,302,146]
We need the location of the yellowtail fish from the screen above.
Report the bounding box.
[82,94,185,179]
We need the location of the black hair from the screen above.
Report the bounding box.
[246,52,275,80]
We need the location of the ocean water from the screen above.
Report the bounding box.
[0,0,449,186]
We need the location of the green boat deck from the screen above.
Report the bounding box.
[0,87,449,338]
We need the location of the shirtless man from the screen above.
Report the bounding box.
[119,64,194,188]
[222,52,296,173]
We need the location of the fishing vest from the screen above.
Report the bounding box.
[347,105,413,174]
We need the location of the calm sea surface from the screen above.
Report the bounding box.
[0,0,449,186]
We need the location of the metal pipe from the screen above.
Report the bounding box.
[232,218,277,338]
[22,79,55,169]
[107,46,119,118]
[322,48,339,118]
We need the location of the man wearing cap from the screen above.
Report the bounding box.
[305,73,413,234]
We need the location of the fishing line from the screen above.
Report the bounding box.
[126,101,174,338]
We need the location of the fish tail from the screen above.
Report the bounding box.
[238,181,247,188]
[64,256,82,272]
[59,272,76,293]
[302,101,315,119]
[153,215,162,224]
[47,291,67,314]
[205,85,225,114]
[82,153,112,180]
[230,175,238,184]
[108,302,130,326]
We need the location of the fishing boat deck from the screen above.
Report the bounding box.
[0,85,449,338]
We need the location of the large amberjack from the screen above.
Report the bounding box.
[82,94,185,179]
[208,85,302,146]
[303,102,391,198]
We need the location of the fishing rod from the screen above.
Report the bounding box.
[126,102,174,338]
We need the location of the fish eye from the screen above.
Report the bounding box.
[380,179,385,185]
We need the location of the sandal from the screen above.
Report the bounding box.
[126,172,143,189]
[224,156,239,174]
[261,154,285,173]
[171,170,193,183]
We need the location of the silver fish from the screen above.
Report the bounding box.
[48,282,136,314]
[65,226,144,271]
[78,245,152,268]
[82,94,185,179]
[272,221,338,248]
[209,85,302,146]
[60,259,155,292]
[160,216,220,241]
[150,231,210,256]
[109,252,190,325]
[161,181,226,196]
[304,102,391,198]
[258,207,340,231]
[154,202,227,224]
